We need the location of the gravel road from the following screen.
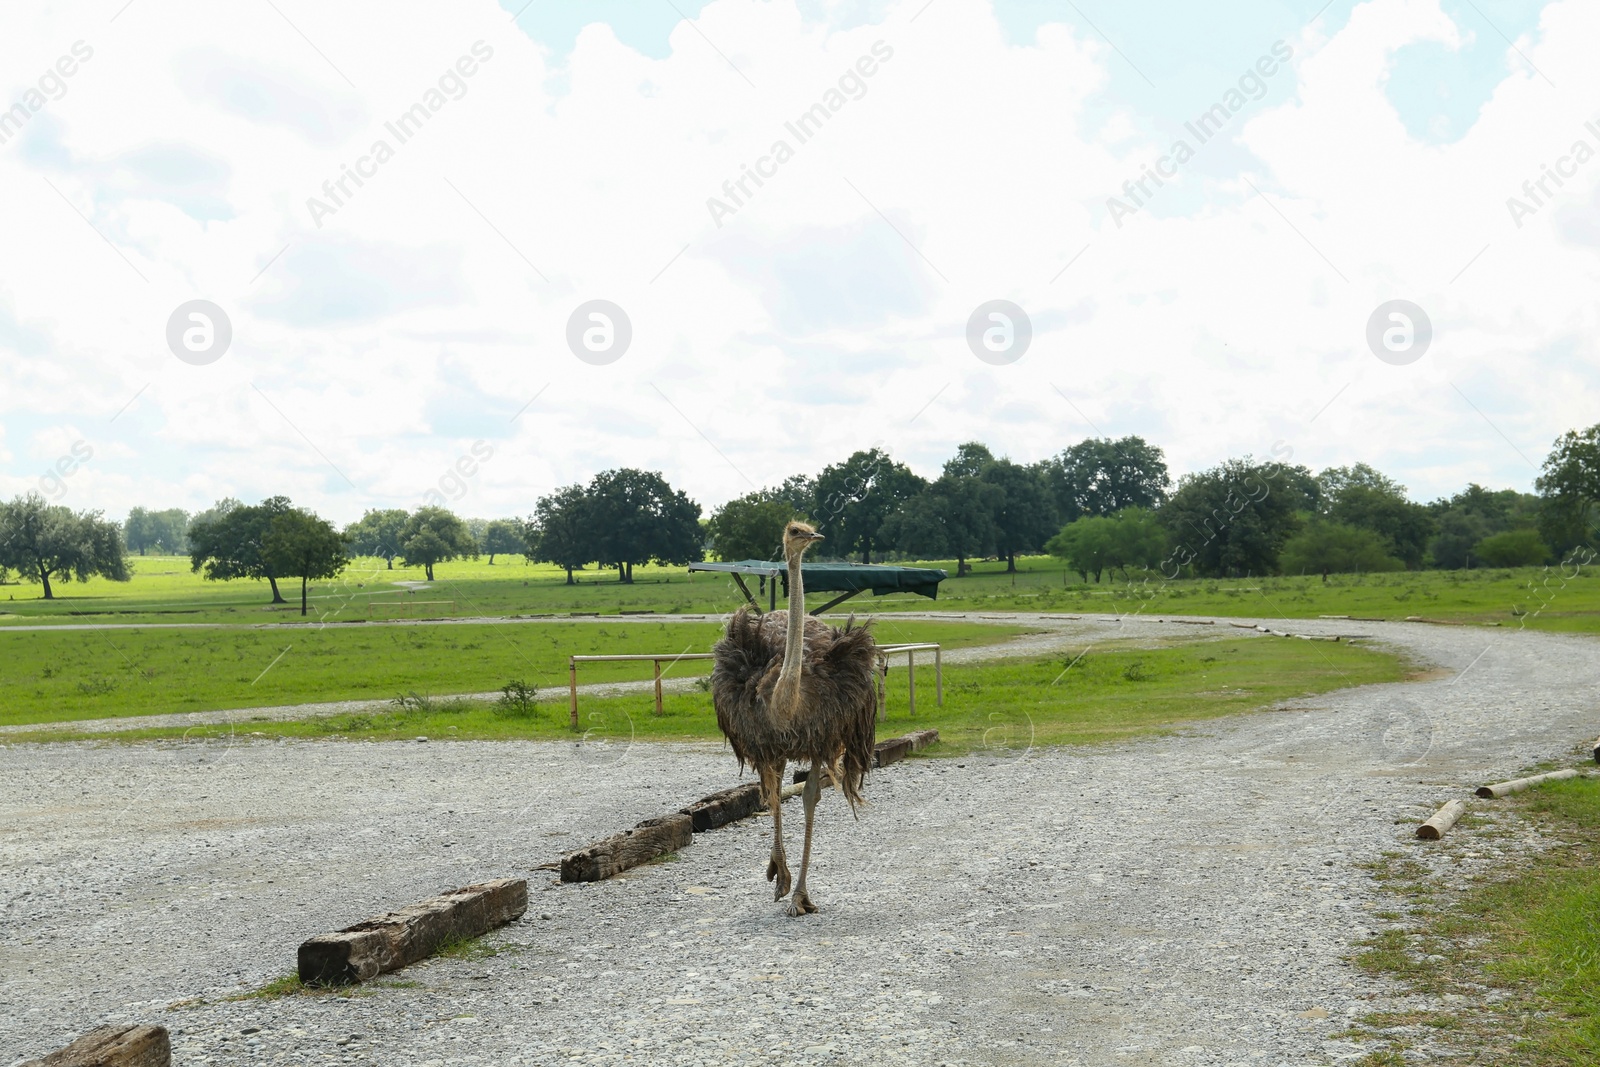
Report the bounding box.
[3,616,1597,1066]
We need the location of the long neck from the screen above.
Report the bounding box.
[772,551,805,712]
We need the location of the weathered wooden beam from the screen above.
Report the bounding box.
[1593,737,1600,764]
[20,1025,170,1067]
[298,878,527,986]
[561,814,693,882]
[905,728,940,751]
[680,783,763,832]
[1475,768,1580,799]
[873,736,913,767]
[1416,799,1466,840]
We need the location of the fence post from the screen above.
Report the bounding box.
[653,660,663,717]
[907,649,916,718]
[935,646,943,706]
[568,658,579,729]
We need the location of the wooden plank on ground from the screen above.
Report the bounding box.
[905,728,940,750]
[1475,768,1580,798]
[561,814,693,883]
[680,783,762,831]
[1416,799,1466,840]
[20,1025,170,1067]
[874,736,913,767]
[298,878,527,986]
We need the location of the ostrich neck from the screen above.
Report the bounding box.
[772,551,805,715]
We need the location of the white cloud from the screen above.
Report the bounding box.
[0,0,1596,526]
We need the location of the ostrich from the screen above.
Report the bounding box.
[711,521,878,916]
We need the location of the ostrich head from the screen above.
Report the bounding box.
[781,520,823,562]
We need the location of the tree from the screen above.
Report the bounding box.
[188,496,294,603]
[1046,515,1116,582]
[882,474,1001,575]
[1474,528,1549,567]
[1537,426,1600,556]
[481,519,525,565]
[399,507,478,581]
[0,493,130,599]
[942,441,996,480]
[124,507,190,555]
[813,449,925,564]
[584,469,703,582]
[982,458,1055,572]
[709,494,794,561]
[1104,506,1167,577]
[262,509,348,615]
[1041,436,1171,522]
[763,474,816,517]
[345,508,409,568]
[1279,522,1403,580]
[1317,463,1434,568]
[528,484,592,584]
[1158,459,1303,577]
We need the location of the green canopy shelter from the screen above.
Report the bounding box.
[687,560,949,615]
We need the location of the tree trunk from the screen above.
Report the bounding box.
[385,556,394,570]
[1007,553,1017,572]
[488,554,496,565]
[564,566,574,585]
[957,555,968,577]
[267,575,286,604]
[39,567,54,600]
[301,575,309,616]
[861,546,870,564]
[425,563,435,581]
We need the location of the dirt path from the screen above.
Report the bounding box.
[4,616,1592,1065]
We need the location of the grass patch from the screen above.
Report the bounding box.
[433,933,508,962]
[13,635,1408,751]
[1351,774,1600,1065]
[0,618,1018,727]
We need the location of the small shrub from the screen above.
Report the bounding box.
[496,680,539,717]
[1122,661,1151,682]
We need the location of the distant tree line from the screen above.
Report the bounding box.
[9,423,1600,601]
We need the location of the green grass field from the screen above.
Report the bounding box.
[8,636,1409,750]
[0,618,1023,727]
[1354,774,1600,1065]
[2,554,1597,631]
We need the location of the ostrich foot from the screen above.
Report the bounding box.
[767,854,791,900]
[785,888,817,917]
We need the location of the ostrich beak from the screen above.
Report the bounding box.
[805,532,824,542]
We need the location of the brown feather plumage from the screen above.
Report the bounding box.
[712,606,878,808]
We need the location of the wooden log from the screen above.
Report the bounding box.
[905,728,940,751]
[560,814,692,883]
[680,783,762,832]
[298,878,527,986]
[20,1026,170,1067]
[874,736,913,768]
[1475,768,1580,799]
[1416,799,1466,840]
[1593,737,1600,764]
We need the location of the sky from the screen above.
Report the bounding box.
[0,0,1591,526]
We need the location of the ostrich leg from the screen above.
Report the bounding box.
[760,762,791,899]
[787,768,822,916]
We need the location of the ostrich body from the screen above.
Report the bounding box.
[711,522,878,916]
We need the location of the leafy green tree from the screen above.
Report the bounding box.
[585,469,703,582]
[1316,463,1434,568]
[1474,528,1549,567]
[982,458,1055,572]
[1159,459,1302,577]
[1105,506,1167,577]
[1040,436,1171,521]
[1046,515,1117,582]
[480,519,525,564]
[942,442,996,480]
[262,509,349,615]
[0,493,130,599]
[880,475,1001,575]
[1279,522,1403,580]
[1537,426,1600,555]
[124,507,190,555]
[709,494,794,562]
[344,508,409,569]
[813,449,925,564]
[763,474,816,516]
[399,507,479,581]
[528,485,591,584]
[188,496,294,603]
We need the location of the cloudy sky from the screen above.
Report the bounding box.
[0,0,1593,525]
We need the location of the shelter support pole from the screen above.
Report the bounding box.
[935,646,943,706]
[907,649,916,717]
[569,658,578,729]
